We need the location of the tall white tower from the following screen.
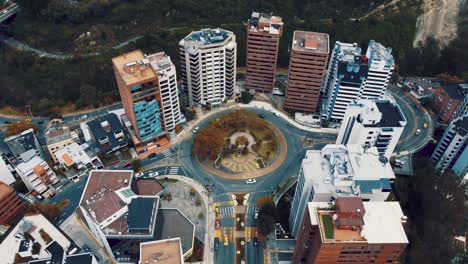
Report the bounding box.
[179,28,237,107]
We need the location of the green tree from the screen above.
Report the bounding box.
[131,159,141,172]
[78,84,97,107]
[240,91,254,104]
[255,197,277,236]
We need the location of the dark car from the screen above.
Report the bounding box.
[258,114,265,119]
[148,153,157,159]
[4,120,11,124]
[253,237,258,247]
[214,238,219,251]
[123,162,132,168]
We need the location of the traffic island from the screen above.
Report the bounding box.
[193,110,287,180]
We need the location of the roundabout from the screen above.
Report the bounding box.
[192,110,287,179]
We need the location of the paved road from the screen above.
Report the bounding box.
[388,86,434,154]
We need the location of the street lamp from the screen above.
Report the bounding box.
[25,105,33,119]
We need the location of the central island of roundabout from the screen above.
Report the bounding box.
[192,109,287,180]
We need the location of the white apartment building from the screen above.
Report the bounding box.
[431,116,468,177]
[146,52,182,131]
[289,144,395,236]
[179,28,236,107]
[0,157,16,185]
[56,142,103,174]
[322,41,394,121]
[336,99,407,158]
[15,156,60,194]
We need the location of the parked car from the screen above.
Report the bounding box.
[135,172,143,178]
[123,162,131,168]
[246,179,256,184]
[149,172,159,177]
[148,153,157,159]
[193,127,200,133]
[253,237,258,247]
[31,190,44,200]
[214,238,219,251]
[224,235,229,246]
[258,114,265,119]
[48,191,56,199]
[215,219,220,229]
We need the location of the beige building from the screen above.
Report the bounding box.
[45,124,75,163]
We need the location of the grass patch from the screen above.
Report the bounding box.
[321,214,334,239]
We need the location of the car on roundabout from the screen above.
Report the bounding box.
[246,179,256,184]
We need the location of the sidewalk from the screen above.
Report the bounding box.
[155,174,215,264]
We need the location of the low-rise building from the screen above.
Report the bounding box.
[86,113,128,154]
[45,124,75,164]
[15,156,60,194]
[431,116,468,177]
[292,198,408,264]
[0,213,98,264]
[0,181,25,227]
[433,83,468,123]
[336,99,407,158]
[289,144,395,236]
[55,142,103,177]
[139,238,184,264]
[5,128,44,163]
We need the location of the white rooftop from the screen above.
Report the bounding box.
[15,155,46,174]
[0,158,15,185]
[302,144,395,196]
[361,202,408,244]
[0,214,72,264]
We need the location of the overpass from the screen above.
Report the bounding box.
[0,2,19,24]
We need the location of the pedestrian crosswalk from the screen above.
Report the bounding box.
[168,167,179,174]
[246,206,257,215]
[160,149,173,157]
[218,206,234,216]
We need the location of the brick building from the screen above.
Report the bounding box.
[245,11,283,93]
[284,31,329,113]
[433,83,467,124]
[0,181,25,226]
[293,197,408,264]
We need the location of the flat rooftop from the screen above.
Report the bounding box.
[302,144,395,196]
[45,125,72,145]
[367,40,394,65]
[248,11,283,34]
[154,209,195,256]
[80,170,133,224]
[308,201,408,244]
[132,178,164,196]
[292,31,329,54]
[183,28,232,46]
[441,82,468,100]
[453,116,468,136]
[146,52,174,72]
[112,50,157,86]
[139,238,183,264]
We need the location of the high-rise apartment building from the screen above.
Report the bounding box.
[289,144,395,236]
[245,12,283,93]
[336,99,407,158]
[112,50,181,153]
[323,41,394,121]
[293,198,408,264]
[433,82,467,124]
[431,116,467,177]
[284,31,329,113]
[179,28,236,107]
[0,181,25,226]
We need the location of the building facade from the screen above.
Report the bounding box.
[15,156,60,194]
[336,99,407,158]
[431,116,467,177]
[86,113,129,154]
[0,157,16,185]
[179,28,236,107]
[245,11,283,93]
[433,83,467,124]
[322,41,394,122]
[292,198,408,264]
[289,144,395,236]
[112,50,181,152]
[45,124,75,164]
[5,128,44,163]
[0,181,25,226]
[284,31,329,113]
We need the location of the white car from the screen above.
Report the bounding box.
[246,179,256,184]
[415,129,421,135]
[135,172,143,178]
[193,127,200,133]
[149,172,159,177]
